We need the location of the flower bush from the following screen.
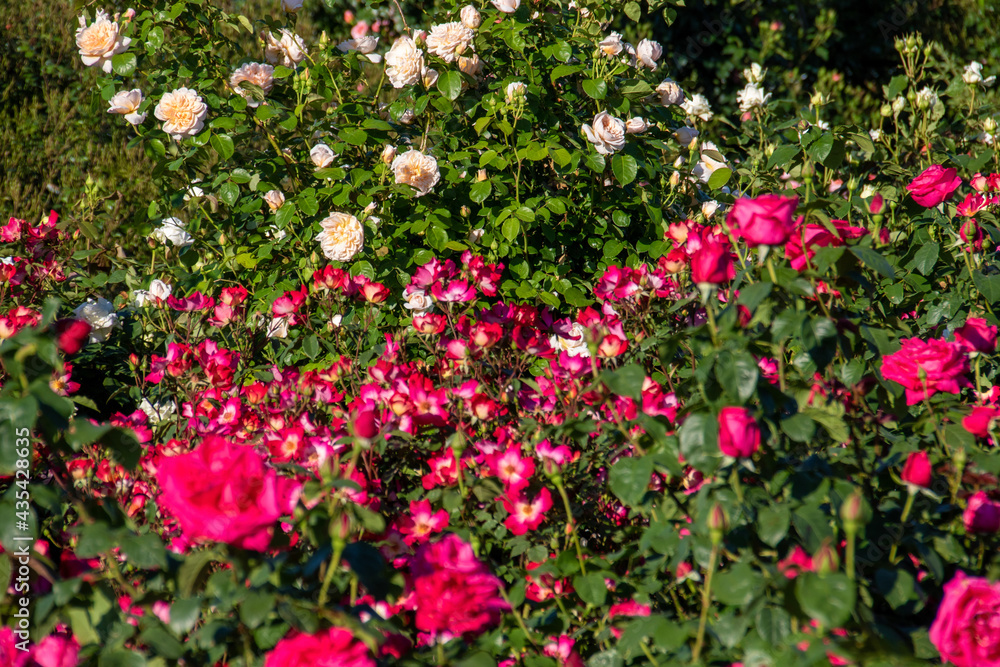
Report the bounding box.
[5,0,1000,666]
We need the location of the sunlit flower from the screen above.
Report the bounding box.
[107,89,146,125]
[599,32,624,57]
[73,297,119,343]
[426,22,474,63]
[737,82,770,112]
[505,81,527,102]
[582,111,626,155]
[264,190,285,211]
[316,212,364,262]
[154,88,208,140]
[461,5,482,29]
[264,29,307,68]
[656,78,685,106]
[681,93,713,121]
[229,62,274,107]
[310,143,336,169]
[636,39,661,69]
[152,217,193,247]
[743,62,765,84]
[385,36,425,88]
[491,0,519,13]
[392,149,441,197]
[76,9,131,74]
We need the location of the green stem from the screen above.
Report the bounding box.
[845,529,856,580]
[692,543,719,663]
[888,490,916,565]
[317,537,345,608]
[555,479,587,574]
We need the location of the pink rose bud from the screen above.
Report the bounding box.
[964,491,1000,534]
[971,172,989,192]
[353,409,380,440]
[869,193,885,214]
[343,10,355,22]
[811,541,840,575]
[351,21,369,39]
[955,317,998,353]
[905,164,962,208]
[901,451,932,488]
[727,194,799,247]
[717,406,761,458]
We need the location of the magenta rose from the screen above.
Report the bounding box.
[784,218,867,271]
[900,451,932,488]
[28,634,80,667]
[717,407,761,458]
[930,571,1000,667]
[157,436,300,551]
[963,406,1000,438]
[906,164,962,207]
[955,317,998,353]
[689,237,735,285]
[728,194,798,247]
[964,491,1000,534]
[879,338,970,405]
[264,628,376,667]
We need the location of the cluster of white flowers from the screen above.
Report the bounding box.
[681,93,713,122]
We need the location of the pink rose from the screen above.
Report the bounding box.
[784,218,867,271]
[963,406,1000,438]
[880,338,970,405]
[901,451,932,488]
[157,436,300,551]
[727,194,798,247]
[264,627,376,667]
[964,491,1000,534]
[930,571,1000,666]
[717,406,761,458]
[28,635,80,667]
[689,237,735,285]
[955,317,998,353]
[351,21,369,39]
[906,165,962,208]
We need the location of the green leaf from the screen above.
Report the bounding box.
[609,456,653,507]
[111,52,137,76]
[573,572,608,606]
[796,573,856,628]
[780,412,816,443]
[973,270,1000,302]
[550,64,582,85]
[339,127,368,146]
[146,26,164,49]
[624,1,641,20]
[437,70,463,101]
[706,166,732,190]
[767,145,800,170]
[714,562,762,606]
[219,182,239,207]
[715,352,759,402]
[210,134,235,160]
[582,79,607,100]
[911,242,939,276]
[603,364,644,399]
[678,413,719,474]
[611,154,638,186]
[240,591,276,629]
[502,218,520,242]
[120,533,167,570]
[168,598,201,636]
[302,335,319,359]
[755,607,792,645]
[849,246,896,279]
[587,650,623,667]
[470,180,492,203]
[757,505,791,547]
[255,105,277,121]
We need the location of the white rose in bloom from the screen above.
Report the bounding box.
[701,200,720,219]
[133,279,172,307]
[310,143,336,169]
[264,29,307,68]
[457,54,483,79]
[691,141,727,184]
[636,39,662,69]
[107,89,146,125]
[152,217,193,247]
[491,0,520,13]
[281,0,303,12]
[964,61,985,85]
[426,22,475,64]
[154,88,208,140]
[267,316,290,339]
[264,190,285,211]
[230,62,274,107]
[674,125,699,147]
[582,111,626,155]
[73,298,119,343]
[316,212,364,262]
[385,36,425,88]
[267,226,287,241]
[337,36,382,63]
[860,184,876,199]
[656,79,685,106]
[737,83,770,112]
[330,314,343,328]
[505,81,527,102]
[138,398,176,424]
[461,5,482,29]
[625,117,648,134]
[869,128,883,142]
[75,9,131,74]
[392,149,441,197]
[892,96,906,114]
[404,288,435,314]
[681,93,713,121]
[599,32,624,57]
[743,62,765,84]
[550,324,590,358]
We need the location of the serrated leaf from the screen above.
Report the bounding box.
[911,242,939,276]
[796,573,855,628]
[582,79,607,100]
[974,270,1000,302]
[573,572,608,606]
[112,52,137,76]
[609,456,653,507]
[470,180,492,203]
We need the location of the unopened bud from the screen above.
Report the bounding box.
[840,491,865,533]
[985,118,998,133]
[381,144,397,165]
[953,447,967,474]
[880,103,893,117]
[707,503,728,544]
[669,171,681,188]
[461,5,481,29]
[460,205,471,217]
[812,540,840,576]
[476,169,488,182]
[264,189,285,211]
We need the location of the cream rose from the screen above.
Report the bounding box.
[73,298,120,343]
[404,288,435,314]
[154,88,208,140]
[461,5,482,29]
[674,125,699,147]
[737,83,770,112]
[264,190,285,211]
[656,79,686,106]
[491,0,520,12]
[505,81,527,103]
[230,62,274,107]
[316,212,364,262]
[636,39,662,69]
[385,36,425,88]
[107,89,146,125]
[152,217,193,247]
[426,22,475,63]
[457,54,483,79]
[681,93,713,122]
[310,143,336,169]
[422,68,440,88]
[133,279,173,307]
[381,145,397,165]
[625,117,648,134]
[599,32,624,57]
[337,36,382,63]
[264,29,307,68]
[582,111,626,155]
[76,9,131,74]
[391,150,441,197]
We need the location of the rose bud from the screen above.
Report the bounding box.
[901,451,932,489]
[707,503,728,544]
[964,491,1000,534]
[264,189,285,211]
[812,541,840,576]
[717,406,761,458]
[54,318,92,355]
[381,144,397,165]
[353,408,380,441]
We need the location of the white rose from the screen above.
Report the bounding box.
[582,111,626,155]
[75,9,131,74]
[737,83,770,112]
[469,227,485,243]
[964,61,984,85]
[426,22,475,64]
[381,144,397,165]
[457,54,483,79]
[599,32,624,57]
[183,180,204,201]
[681,93,713,121]
[404,288,435,314]
[154,88,208,140]
[337,36,381,62]
[385,36,425,88]
[264,29,307,68]
[138,398,176,424]
[310,143,336,169]
[152,217,193,247]
[636,39,662,69]
[743,62,765,84]
[674,125,699,147]
[230,62,275,107]
[505,81,527,103]
[281,0,303,12]
[461,5,482,29]
[491,0,519,13]
[915,86,939,110]
[107,89,146,125]
[422,67,440,88]
[267,226,287,241]
[330,314,344,328]
[316,212,364,262]
[133,279,172,308]
[73,297,119,343]
[549,323,590,357]
[656,79,686,106]
[701,200,720,219]
[691,141,727,184]
[625,117,648,134]
[392,149,441,197]
[264,190,285,211]
[267,316,290,339]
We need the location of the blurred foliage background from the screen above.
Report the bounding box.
[3,0,998,236]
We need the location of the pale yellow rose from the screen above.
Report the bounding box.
[154,88,208,140]
[391,150,440,197]
[316,212,364,262]
[264,190,285,211]
[491,0,519,13]
[107,89,146,125]
[457,53,483,79]
[656,79,686,106]
[461,5,482,29]
[582,111,626,155]
[426,22,474,63]
[76,9,131,74]
[337,36,382,63]
[385,36,425,88]
[229,63,274,107]
[599,32,624,57]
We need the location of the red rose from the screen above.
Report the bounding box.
[728,194,798,247]
[964,491,1000,534]
[717,406,761,458]
[54,318,92,355]
[930,571,1000,667]
[690,237,735,285]
[264,627,375,667]
[963,406,1000,437]
[955,317,998,353]
[784,218,867,271]
[905,164,962,208]
[880,338,970,405]
[157,436,300,551]
[900,451,932,488]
